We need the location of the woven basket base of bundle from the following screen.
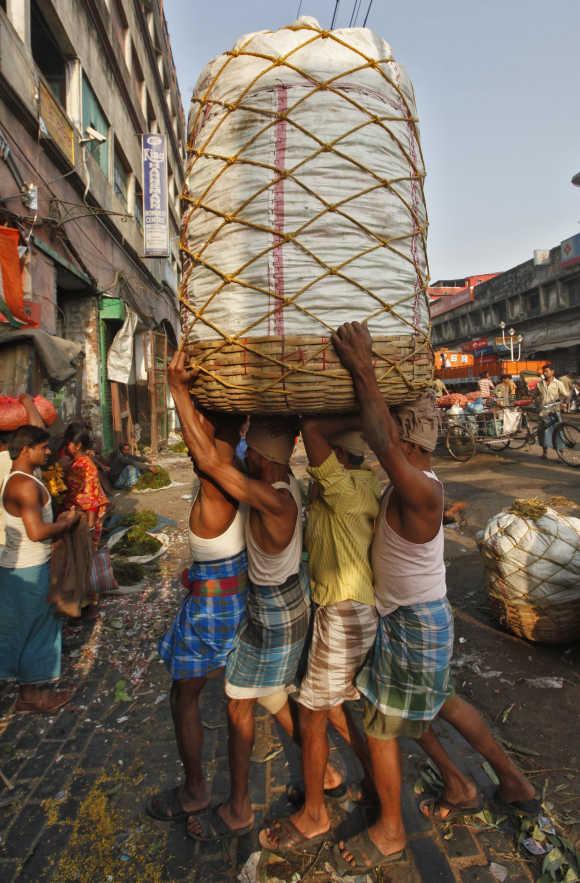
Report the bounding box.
[489,594,580,644]
[184,333,433,414]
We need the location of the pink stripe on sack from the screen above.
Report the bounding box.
[272,84,288,337]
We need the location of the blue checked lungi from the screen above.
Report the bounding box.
[357,599,454,727]
[158,550,248,681]
[225,570,310,695]
[0,562,62,684]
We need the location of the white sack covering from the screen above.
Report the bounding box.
[182,16,429,343]
[479,508,580,605]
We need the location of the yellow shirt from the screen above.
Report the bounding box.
[305,451,380,607]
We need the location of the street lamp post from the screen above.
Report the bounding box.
[499,321,523,360]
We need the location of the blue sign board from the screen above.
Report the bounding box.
[142,133,169,257]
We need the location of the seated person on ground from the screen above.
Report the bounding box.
[109,442,157,489]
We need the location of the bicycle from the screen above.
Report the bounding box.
[507,409,539,450]
[508,404,580,467]
[443,409,512,462]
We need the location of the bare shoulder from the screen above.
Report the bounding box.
[4,473,42,504]
[6,473,37,492]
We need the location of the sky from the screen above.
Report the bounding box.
[163,0,580,281]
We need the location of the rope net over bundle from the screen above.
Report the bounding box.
[180,16,433,413]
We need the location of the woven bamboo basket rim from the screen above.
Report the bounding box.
[488,593,580,644]
[184,332,433,413]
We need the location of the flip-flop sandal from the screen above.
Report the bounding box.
[331,830,405,877]
[146,786,207,821]
[286,781,348,807]
[493,788,542,818]
[419,794,484,822]
[259,816,331,857]
[186,804,254,843]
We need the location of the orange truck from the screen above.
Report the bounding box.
[435,353,545,389]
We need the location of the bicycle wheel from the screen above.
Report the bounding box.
[509,415,539,450]
[508,428,529,449]
[446,425,476,461]
[484,438,510,452]
[554,422,580,467]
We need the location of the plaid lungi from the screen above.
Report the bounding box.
[296,600,378,709]
[158,550,248,681]
[357,599,454,733]
[225,571,310,698]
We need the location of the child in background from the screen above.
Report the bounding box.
[63,429,109,548]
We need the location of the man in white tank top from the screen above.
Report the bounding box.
[0,426,80,714]
[330,324,538,875]
[166,353,318,843]
[147,352,248,826]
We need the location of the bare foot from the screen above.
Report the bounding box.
[15,688,74,714]
[496,773,536,805]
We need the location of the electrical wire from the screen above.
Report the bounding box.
[0,122,177,297]
[330,0,340,29]
[362,0,373,26]
[349,0,362,26]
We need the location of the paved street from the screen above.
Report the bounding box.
[0,447,578,882]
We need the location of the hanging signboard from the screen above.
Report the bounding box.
[142,133,169,257]
[560,233,580,269]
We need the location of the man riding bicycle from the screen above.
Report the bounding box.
[535,364,571,459]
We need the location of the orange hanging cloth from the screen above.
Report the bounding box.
[0,225,28,323]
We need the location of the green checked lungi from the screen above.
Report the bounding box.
[225,570,310,700]
[357,598,454,740]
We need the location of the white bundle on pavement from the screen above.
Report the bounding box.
[479,507,580,605]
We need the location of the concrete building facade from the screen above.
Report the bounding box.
[0,0,185,449]
[431,235,580,378]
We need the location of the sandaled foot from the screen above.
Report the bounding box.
[146,786,209,821]
[186,803,254,842]
[331,829,405,877]
[15,689,74,714]
[419,793,483,822]
[259,816,331,856]
[493,788,541,817]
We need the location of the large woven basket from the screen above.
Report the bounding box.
[181,17,433,414]
[488,590,580,644]
[185,333,432,413]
